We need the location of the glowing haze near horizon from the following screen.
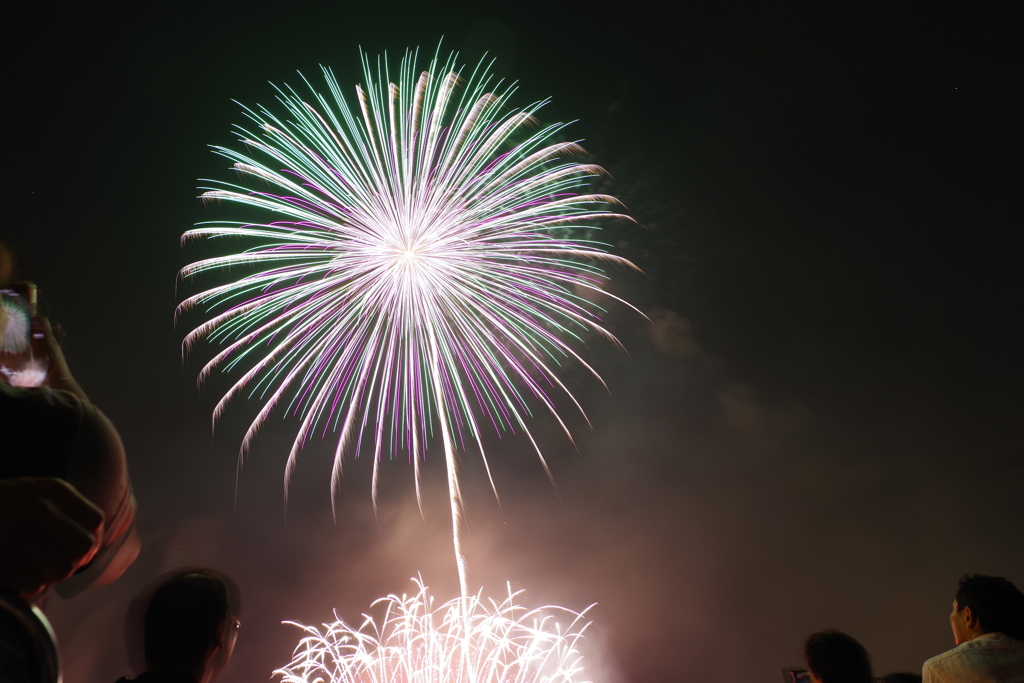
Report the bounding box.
[179,47,637,681]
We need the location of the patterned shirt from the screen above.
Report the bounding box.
[923,632,1024,683]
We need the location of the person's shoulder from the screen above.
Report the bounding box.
[923,641,971,672]
[924,634,1024,673]
[966,632,1024,651]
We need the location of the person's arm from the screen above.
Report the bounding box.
[0,477,104,601]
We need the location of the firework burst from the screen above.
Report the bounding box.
[179,47,639,598]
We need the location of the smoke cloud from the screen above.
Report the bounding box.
[43,308,1023,682]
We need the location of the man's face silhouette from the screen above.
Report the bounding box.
[950,600,982,645]
[201,615,240,683]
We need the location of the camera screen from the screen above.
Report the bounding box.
[0,289,31,354]
[0,287,48,388]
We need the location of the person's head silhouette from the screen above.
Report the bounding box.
[804,629,873,683]
[125,569,240,683]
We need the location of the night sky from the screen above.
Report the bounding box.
[5,2,1022,681]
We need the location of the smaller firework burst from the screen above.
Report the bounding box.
[1,297,30,354]
[274,578,592,683]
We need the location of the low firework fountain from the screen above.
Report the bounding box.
[275,578,591,683]
[179,46,639,682]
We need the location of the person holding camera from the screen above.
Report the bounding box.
[0,241,139,602]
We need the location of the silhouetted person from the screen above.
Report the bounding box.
[804,629,873,683]
[2,243,139,681]
[0,242,139,602]
[923,574,1024,682]
[118,569,240,683]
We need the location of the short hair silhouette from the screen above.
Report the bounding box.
[954,574,1024,639]
[804,629,873,683]
[143,570,230,669]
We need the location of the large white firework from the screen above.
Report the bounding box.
[179,48,639,595]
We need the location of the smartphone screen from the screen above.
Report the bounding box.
[0,283,48,387]
[1,287,32,354]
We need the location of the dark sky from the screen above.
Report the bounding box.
[4,1,1022,681]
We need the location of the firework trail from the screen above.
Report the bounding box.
[178,47,639,599]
